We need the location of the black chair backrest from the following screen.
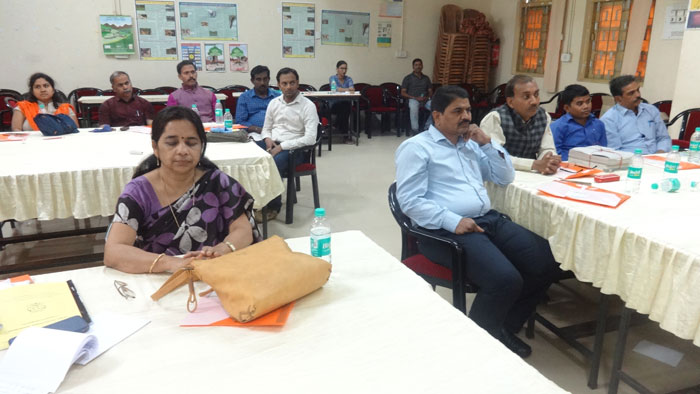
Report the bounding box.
[298,84,316,92]
[218,85,248,92]
[319,83,330,91]
[155,86,177,94]
[200,85,216,92]
[388,182,412,233]
[139,88,166,95]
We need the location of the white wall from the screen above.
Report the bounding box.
[483,0,682,108]
[0,0,471,94]
[668,28,700,138]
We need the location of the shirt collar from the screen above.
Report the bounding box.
[427,125,467,147]
[253,88,277,99]
[563,112,595,125]
[614,103,642,116]
[280,92,302,105]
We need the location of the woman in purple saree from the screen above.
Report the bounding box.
[104,106,260,273]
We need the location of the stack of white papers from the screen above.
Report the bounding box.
[0,312,149,394]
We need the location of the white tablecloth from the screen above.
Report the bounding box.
[487,164,700,345]
[0,231,567,394]
[77,94,227,104]
[0,130,283,221]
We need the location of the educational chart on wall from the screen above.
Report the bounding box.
[179,2,238,41]
[281,3,315,58]
[688,0,700,29]
[320,10,369,46]
[663,2,687,39]
[377,22,392,47]
[204,43,225,72]
[100,15,136,55]
[379,0,403,18]
[180,43,203,70]
[229,43,248,72]
[135,1,178,60]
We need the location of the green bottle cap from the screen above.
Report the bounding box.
[672,145,679,152]
[651,183,658,190]
[634,149,642,154]
[314,208,326,217]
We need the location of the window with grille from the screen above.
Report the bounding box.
[635,0,655,80]
[516,0,552,75]
[582,0,633,81]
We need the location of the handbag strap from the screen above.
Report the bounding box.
[151,267,197,301]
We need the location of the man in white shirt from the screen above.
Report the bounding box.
[259,67,319,219]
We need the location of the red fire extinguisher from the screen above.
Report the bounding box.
[491,39,500,68]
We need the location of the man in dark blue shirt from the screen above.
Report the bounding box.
[236,65,280,142]
[551,84,607,161]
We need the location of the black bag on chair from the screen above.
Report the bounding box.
[34,113,79,136]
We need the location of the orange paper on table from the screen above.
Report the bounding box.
[180,296,294,327]
[0,133,29,142]
[645,155,700,170]
[559,162,603,178]
[538,180,631,209]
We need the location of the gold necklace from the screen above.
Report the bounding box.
[159,169,196,228]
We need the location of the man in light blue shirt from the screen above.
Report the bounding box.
[395,86,558,358]
[236,65,280,142]
[600,75,671,154]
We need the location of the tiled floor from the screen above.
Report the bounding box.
[2,129,699,393]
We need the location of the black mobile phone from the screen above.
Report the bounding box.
[8,316,90,346]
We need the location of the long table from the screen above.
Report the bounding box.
[0,130,283,222]
[0,231,568,393]
[486,162,700,392]
[77,94,228,104]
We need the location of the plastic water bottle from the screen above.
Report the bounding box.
[39,103,47,114]
[214,100,224,123]
[689,127,700,163]
[664,145,681,177]
[330,79,337,92]
[191,104,199,116]
[625,148,643,193]
[223,108,233,130]
[656,178,681,192]
[310,208,331,263]
[690,181,700,192]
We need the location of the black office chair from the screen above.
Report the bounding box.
[387,182,474,313]
[283,134,322,224]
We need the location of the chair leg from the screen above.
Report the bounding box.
[366,112,372,139]
[261,206,268,239]
[311,173,320,208]
[295,176,301,192]
[285,173,295,224]
[328,127,332,151]
[526,314,535,338]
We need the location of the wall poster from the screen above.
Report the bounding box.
[204,43,225,72]
[179,2,238,41]
[229,43,249,72]
[180,43,203,70]
[379,0,403,18]
[320,10,370,46]
[377,21,392,47]
[281,2,316,58]
[100,15,136,55]
[135,1,178,60]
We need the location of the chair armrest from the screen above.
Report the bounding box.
[406,225,463,255]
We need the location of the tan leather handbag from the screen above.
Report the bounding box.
[151,236,332,322]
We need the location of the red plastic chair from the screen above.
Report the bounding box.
[215,85,248,118]
[653,100,672,123]
[283,133,322,224]
[298,84,316,92]
[488,83,507,109]
[155,86,177,94]
[541,92,565,120]
[67,87,103,127]
[361,86,398,138]
[387,182,474,313]
[380,82,403,136]
[0,90,21,130]
[667,108,700,149]
[590,93,610,118]
[138,88,167,116]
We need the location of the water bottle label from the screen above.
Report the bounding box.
[664,161,679,174]
[215,109,223,117]
[224,120,233,129]
[690,141,700,152]
[626,167,642,180]
[310,236,330,257]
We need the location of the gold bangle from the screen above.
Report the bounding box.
[149,253,165,274]
[224,241,236,253]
